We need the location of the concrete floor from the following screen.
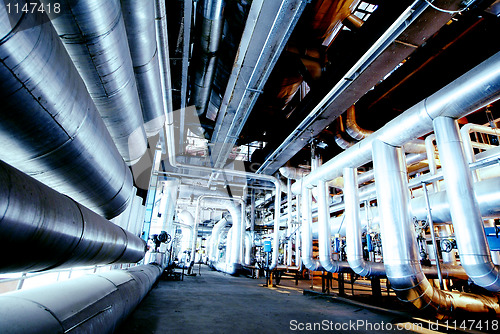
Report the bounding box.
[116,265,452,334]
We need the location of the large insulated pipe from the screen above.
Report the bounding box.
[192,196,244,273]
[293,51,500,195]
[0,4,133,219]
[434,117,500,291]
[0,264,162,334]
[191,0,225,117]
[121,0,166,136]
[209,218,228,264]
[41,0,147,165]
[301,185,323,271]
[0,160,146,274]
[345,105,426,153]
[317,180,350,273]
[372,140,500,315]
[344,168,385,277]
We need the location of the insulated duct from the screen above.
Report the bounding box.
[372,139,500,316]
[121,0,166,136]
[0,264,162,334]
[190,0,225,118]
[0,160,146,274]
[41,0,147,165]
[293,51,500,194]
[209,218,228,264]
[0,4,133,219]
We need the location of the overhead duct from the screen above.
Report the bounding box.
[372,139,500,316]
[0,264,162,334]
[41,0,147,165]
[121,0,166,137]
[0,160,146,274]
[0,4,133,219]
[190,0,225,120]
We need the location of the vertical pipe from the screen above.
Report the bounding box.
[301,185,323,271]
[287,178,293,266]
[344,167,384,276]
[433,117,500,291]
[421,181,444,289]
[317,180,338,272]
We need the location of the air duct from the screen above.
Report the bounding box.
[41,0,147,165]
[0,4,134,219]
[0,264,162,333]
[121,0,166,137]
[0,160,146,274]
[434,117,500,291]
[372,139,500,316]
[209,218,228,264]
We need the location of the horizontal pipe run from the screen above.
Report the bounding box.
[0,160,146,274]
[41,0,148,164]
[0,264,162,333]
[0,4,134,219]
[122,0,166,136]
[292,51,500,194]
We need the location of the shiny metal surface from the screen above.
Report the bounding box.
[372,139,500,315]
[0,264,162,333]
[344,168,385,277]
[191,0,225,117]
[209,218,228,264]
[317,180,348,272]
[434,117,500,291]
[300,185,323,271]
[294,51,500,192]
[0,5,133,219]
[122,0,165,136]
[210,0,308,168]
[0,160,145,273]
[41,0,147,164]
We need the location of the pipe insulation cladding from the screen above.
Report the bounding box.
[39,0,148,165]
[0,160,146,274]
[121,0,166,137]
[0,3,134,219]
[0,264,162,334]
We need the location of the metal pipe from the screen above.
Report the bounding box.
[0,264,162,333]
[0,160,146,274]
[41,0,148,165]
[0,4,134,219]
[344,168,385,277]
[286,178,293,266]
[292,51,500,195]
[193,196,244,273]
[461,123,500,182]
[121,0,166,137]
[434,116,500,291]
[190,0,225,117]
[209,218,228,264]
[421,181,444,289]
[372,139,500,315]
[301,184,323,271]
[244,232,252,266]
[317,180,350,272]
